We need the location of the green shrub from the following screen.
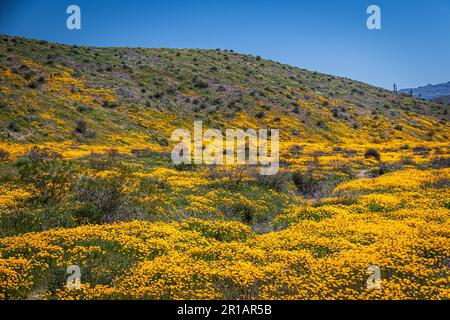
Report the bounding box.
[18,148,74,203]
[7,121,20,132]
[291,170,339,199]
[207,165,249,189]
[292,170,321,198]
[423,177,450,189]
[255,111,265,119]
[399,156,416,166]
[430,156,450,169]
[0,202,76,237]
[193,76,209,89]
[254,170,290,192]
[174,163,197,172]
[71,174,132,224]
[231,201,255,224]
[364,148,381,161]
[75,120,87,135]
[0,148,10,162]
[369,162,403,177]
[102,101,119,109]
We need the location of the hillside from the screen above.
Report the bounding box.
[0,35,449,300]
[1,34,449,158]
[434,95,450,105]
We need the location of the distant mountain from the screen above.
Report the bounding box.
[399,82,450,100]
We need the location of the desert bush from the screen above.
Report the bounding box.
[369,162,404,177]
[25,145,62,162]
[27,81,39,89]
[207,165,249,189]
[0,102,9,110]
[341,149,358,158]
[329,160,353,176]
[84,153,113,171]
[174,163,197,172]
[290,145,304,155]
[0,209,41,237]
[139,176,168,193]
[107,148,120,158]
[17,149,74,203]
[7,121,20,132]
[0,148,10,162]
[71,173,134,224]
[253,170,290,192]
[102,101,119,109]
[292,170,324,198]
[255,111,265,119]
[76,104,92,113]
[75,120,87,135]
[398,155,416,166]
[316,120,328,129]
[423,176,450,189]
[231,201,255,224]
[399,144,410,150]
[193,77,209,89]
[364,148,381,161]
[0,203,76,237]
[412,146,430,155]
[430,156,450,169]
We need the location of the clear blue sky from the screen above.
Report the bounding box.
[1,0,449,89]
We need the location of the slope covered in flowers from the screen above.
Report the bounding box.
[0,169,449,300]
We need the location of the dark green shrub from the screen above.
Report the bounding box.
[75,120,87,135]
[207,165,248,189]
[174,163,197,172]
[292,170,322,198]
[18,148,74,203]
[0,148,10,162]
[369,162,403,177]
[364,148,381,161]
[193,77,209,89]
[254,170,290,192]
[423,177,450,189]
[71,174,131,224]
[76,104,92,113]
[399,156,416,166]
[255,111,265,119]
[430,156,450,169]
[232,202,255,224]
[103,101,118,109]
[7,121,20,132]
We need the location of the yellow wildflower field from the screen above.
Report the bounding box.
[0,169,448,300]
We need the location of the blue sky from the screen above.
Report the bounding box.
[1,0,449,89]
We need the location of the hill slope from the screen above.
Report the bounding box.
[433,95,450,105]
[1,34,449,159]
